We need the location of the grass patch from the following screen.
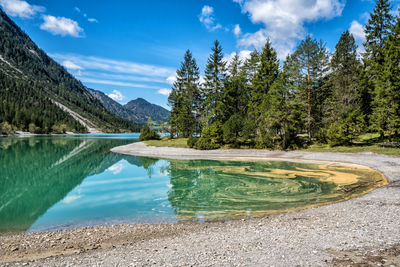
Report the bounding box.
[145,138,189,148]
[303,143,400,156]
[143,135,400,156]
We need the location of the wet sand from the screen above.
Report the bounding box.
[1,142,399,266]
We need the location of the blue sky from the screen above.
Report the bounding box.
[0,0,399,109]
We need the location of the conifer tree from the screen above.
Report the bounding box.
[221,54,248,144]
[201,40,226,129]
[260,55,302,149]
[249,40,279,115]
[371,17,400,138]
[326,31,363,145]
[360,0,394,125]
[168,50,200,137]
[241,49,260,84]
[294,36,329,141]
[248,40,279,146]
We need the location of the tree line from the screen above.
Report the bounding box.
[168,0,400,150]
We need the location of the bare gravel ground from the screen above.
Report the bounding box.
[1,143,400,266]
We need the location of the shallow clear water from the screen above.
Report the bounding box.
[0,134,385,233]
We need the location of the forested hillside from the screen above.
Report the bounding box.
[124,98,169,124]
[0,8,141,134]
[168,0,400,149]
[88,89,169,124]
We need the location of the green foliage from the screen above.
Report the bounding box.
[327,122,350,147]
[249,40,279,123]
[0,121,14,135]
[169,50,201,137]
[139,126,161,141]
[194,137,221,150]
[222,114,243,145]
[194,124,221,150]
[166,1,400,151]
[371,17,400,138]
[187,136,199,148]
[324,30,365,144]
[201,40,226,127]
[360,0,395,126]
[294,35,330,141]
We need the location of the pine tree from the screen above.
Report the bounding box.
[364,0,394,62]
[294,35,329,141]
[201,40,226,130]
[241,49,260,84]
[371,17,400,138]
[260,55,302,149]
[249,40,279,116]
[247,40,279,146]
[221,53,248,145]
[168,50,200,137]
[360,0,394,125]
[326,31,363,145]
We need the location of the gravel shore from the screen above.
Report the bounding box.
[1,143,399,266]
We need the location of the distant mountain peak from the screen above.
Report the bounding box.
[124,97,169,123]
[88,89,169,124]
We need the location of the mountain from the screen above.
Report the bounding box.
[0,8,141,134]
[124,98,170,123]
[88,88,142,123]
[89,89,170,124]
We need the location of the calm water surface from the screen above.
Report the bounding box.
[0,134,385,233]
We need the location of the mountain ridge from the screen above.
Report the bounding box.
[0,8,141,133]
[124,98,169,123]
[88,88,169,124]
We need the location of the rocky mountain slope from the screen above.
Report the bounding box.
[0,8,141,133]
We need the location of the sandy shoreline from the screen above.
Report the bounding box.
[1,142,399,266]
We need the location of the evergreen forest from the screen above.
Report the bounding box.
[168,0,400,150]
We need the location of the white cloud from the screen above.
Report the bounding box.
[224,50,252,65]
[62,194,81,204]
[236,0,345,59]
[40,15,83,37]
[51,53,175,78]
[233,24,242,37]
[157,88,172,96]
[88,18,98,23]
[349,20,366,55]
[233,0,244,5]
[83,72,167,84]
[166,74,177,85]
[0,0,44,18]
[107,90,126,102]
[107,163,126,174]
[62,60,83,70]
[199,5,222,31]
[74,7,81,13]
[349,20,365,43]
[80,77,161,89]
[199,75,206,85]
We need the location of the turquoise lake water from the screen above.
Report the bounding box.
[0,134,385,233]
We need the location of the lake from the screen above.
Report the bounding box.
[0,134,386,234]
